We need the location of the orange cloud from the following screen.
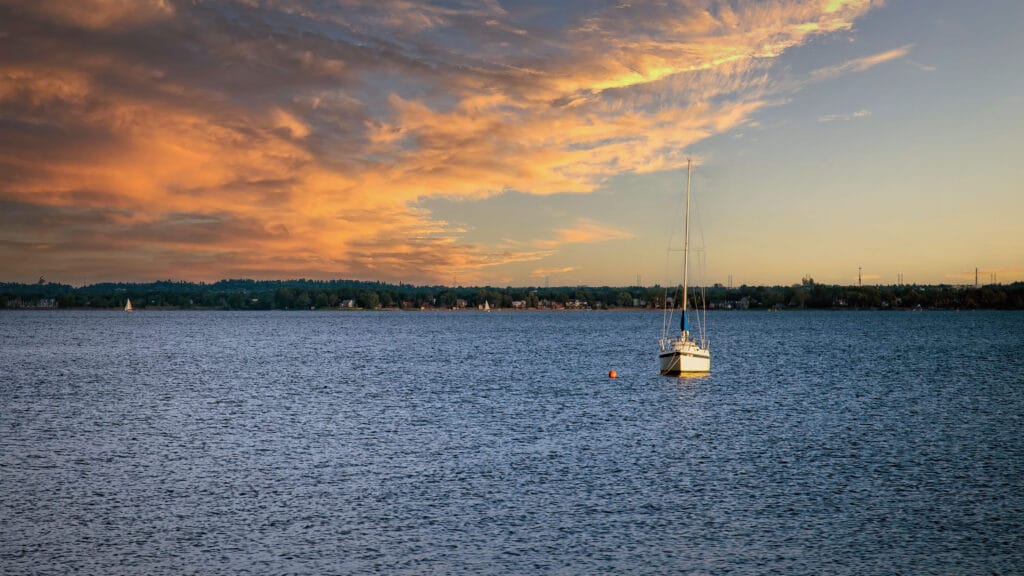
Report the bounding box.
[0,0,885,284]
[8,0,175,30]
[536,219,635,249]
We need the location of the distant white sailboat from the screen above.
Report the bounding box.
[124,298,133,312]
[659,159,710,375]
[484,300,491,312]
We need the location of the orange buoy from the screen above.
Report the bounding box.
[608,370,618,379]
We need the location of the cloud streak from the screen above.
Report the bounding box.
[810,44,911,82]
[0,0,886,284]
[536,219,635,249]
[818,109,871,122]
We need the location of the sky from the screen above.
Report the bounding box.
[1,0,1021,287]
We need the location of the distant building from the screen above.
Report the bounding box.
[5,297,57,309]
[339,299,356,308]
[720,295,753,309]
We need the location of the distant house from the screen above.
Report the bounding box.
[339,299,356,308]
[711,297,748,310]
[455,299,468,309]
[5,297,57,309]
[512,300,526,309]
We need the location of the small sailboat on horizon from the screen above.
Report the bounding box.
[124,298,133,312]
[658,159,710,375]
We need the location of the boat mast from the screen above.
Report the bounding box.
[681,159,691,335]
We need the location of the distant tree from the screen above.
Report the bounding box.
[438,291,457,307]
[274,287,294,309]
[315,292,330,308]
[359,290,380,309]
[525,292,539,308]
[3,278,1023,311]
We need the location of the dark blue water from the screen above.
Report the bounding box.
[2,310,1023,574]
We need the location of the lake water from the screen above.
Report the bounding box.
[2,310,1022,574]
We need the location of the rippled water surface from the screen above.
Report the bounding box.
[2,310,1023,574]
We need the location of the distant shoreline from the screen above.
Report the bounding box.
[3,306,1016,313]
[4,279,1022,311]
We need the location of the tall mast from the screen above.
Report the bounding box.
[681,159,691,334]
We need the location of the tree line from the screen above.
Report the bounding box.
[2,278,1022,310]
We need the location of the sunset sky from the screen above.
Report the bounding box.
[1,0,1021,287]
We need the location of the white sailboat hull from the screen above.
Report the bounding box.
[659,338,710,375]
[659,351,710,374]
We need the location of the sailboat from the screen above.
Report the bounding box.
[483,300,491,312]
[124,298,133,312]
[659,159,710,375]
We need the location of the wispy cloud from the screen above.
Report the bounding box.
[0,0,883,283]
[907,59,937,72]
[531,266,577,278]
[536,218,635,249]
[818,109,871,122]
[810,45,912,82]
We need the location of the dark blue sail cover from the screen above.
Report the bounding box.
[681,311,689,333]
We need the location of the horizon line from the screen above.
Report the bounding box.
[4,277,1020,290]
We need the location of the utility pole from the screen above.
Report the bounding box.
[975,267,978,288]
[858,266,862,287]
